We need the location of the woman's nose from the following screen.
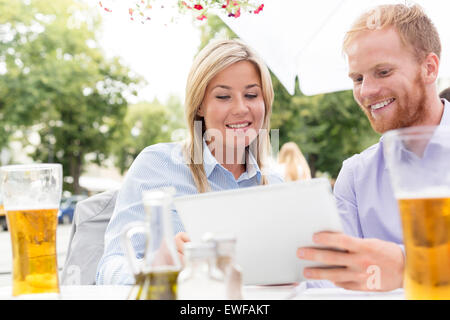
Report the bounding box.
[231,96,249,115]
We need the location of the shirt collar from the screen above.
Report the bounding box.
[380,98,450,169]
[201,139,262,181]
[202,139,218,178]
[241,147,262,182]
[380,98,450,145]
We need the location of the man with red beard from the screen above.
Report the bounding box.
[297,4,449,291]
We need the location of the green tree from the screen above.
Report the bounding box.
[198,14,237,50]
[166,94,187,133]
[112,99,185,174]
[199,15,380,178]
[271,82,379,177]
[0,0,142,193]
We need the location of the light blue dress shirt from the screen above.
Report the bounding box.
[305,99,450,289]
[95,140,283,285]
[334,99,450,243]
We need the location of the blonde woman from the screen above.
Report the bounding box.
[96,39,282,285]
[277,142,311,181]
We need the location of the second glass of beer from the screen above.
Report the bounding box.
[384,126,450,300]
[0,164,63,298]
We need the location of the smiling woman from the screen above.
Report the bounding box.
[196,61,265,179]
[95,39,283,286]
[184,39,275,192]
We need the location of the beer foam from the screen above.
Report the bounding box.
[4,205,59,212]
[396,187,450,199]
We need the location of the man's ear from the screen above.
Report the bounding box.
[422,52,440,84]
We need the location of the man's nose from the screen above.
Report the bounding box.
[360,77,381,101]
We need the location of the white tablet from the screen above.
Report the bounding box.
[173,178,343,285]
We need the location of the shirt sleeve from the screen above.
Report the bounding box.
[95,145,183,285]
[333,157,364,238]
[303,280,337,289]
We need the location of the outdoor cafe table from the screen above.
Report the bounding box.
[0,284,405,300]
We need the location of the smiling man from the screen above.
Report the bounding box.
[297,4,449,291]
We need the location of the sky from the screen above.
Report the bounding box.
[94,1,202,104]
[91,1,450,102]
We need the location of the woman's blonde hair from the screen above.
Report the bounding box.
[183,39,274,193]
[343,4,441,62]
[278,142,311,181]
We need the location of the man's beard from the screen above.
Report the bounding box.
[362,71,428,134]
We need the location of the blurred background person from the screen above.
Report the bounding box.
[276,142,311,181]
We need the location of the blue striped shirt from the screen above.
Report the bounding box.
[95,140,283,285]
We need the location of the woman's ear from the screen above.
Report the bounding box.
[197,105,204,117]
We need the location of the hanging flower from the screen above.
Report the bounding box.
[254,4,264,14]
[181,1,192,9]
[98,0,264,23]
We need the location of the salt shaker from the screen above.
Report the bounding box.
[208,234,243,300]
[177,242,226,300]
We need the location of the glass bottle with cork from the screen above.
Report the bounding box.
[122,187,181,300]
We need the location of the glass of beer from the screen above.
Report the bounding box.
[0,164,63,298]
[384,126,450,300]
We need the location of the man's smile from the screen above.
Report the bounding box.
[369,98,396,111]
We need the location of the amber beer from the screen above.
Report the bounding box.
[7,208,59,296]
[398,196,450,299]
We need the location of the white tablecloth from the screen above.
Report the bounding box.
[0,284,405,300]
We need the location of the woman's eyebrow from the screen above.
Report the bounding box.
[212,85,232,90]
[212,84,261,90]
